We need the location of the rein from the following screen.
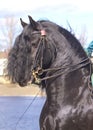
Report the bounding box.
[32,30,93,97]
[32,57,91,82]
[32,30,91,81]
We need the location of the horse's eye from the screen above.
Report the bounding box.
[24,35,30,41]
[32,43,37,48]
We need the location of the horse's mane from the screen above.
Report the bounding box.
[37,20,87,68]
[38,20,85,54]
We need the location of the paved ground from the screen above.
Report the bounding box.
[0,77,46,130]
[0,96,46,130]
[0,76,45,96]
[0,83,45,96]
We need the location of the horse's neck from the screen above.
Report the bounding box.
[45,68,89,109]
[46,78,65,111]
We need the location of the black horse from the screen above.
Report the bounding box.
[7,16,93,130]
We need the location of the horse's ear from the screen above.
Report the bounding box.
[28,15,38,30]
[20,18,28,28]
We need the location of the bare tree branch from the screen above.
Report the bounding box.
[0,16,18,50]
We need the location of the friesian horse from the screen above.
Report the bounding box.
[7,16,93,130]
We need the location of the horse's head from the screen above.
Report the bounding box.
[7,16,56,86]
[8,16,88,87]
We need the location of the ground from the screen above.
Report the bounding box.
[0,76,45,96]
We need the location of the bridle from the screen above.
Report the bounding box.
[31,30,93,97]
[32,30,47,83]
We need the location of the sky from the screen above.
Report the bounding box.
[0,0,93,48]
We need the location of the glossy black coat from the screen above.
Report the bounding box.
[7,16,93,130]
